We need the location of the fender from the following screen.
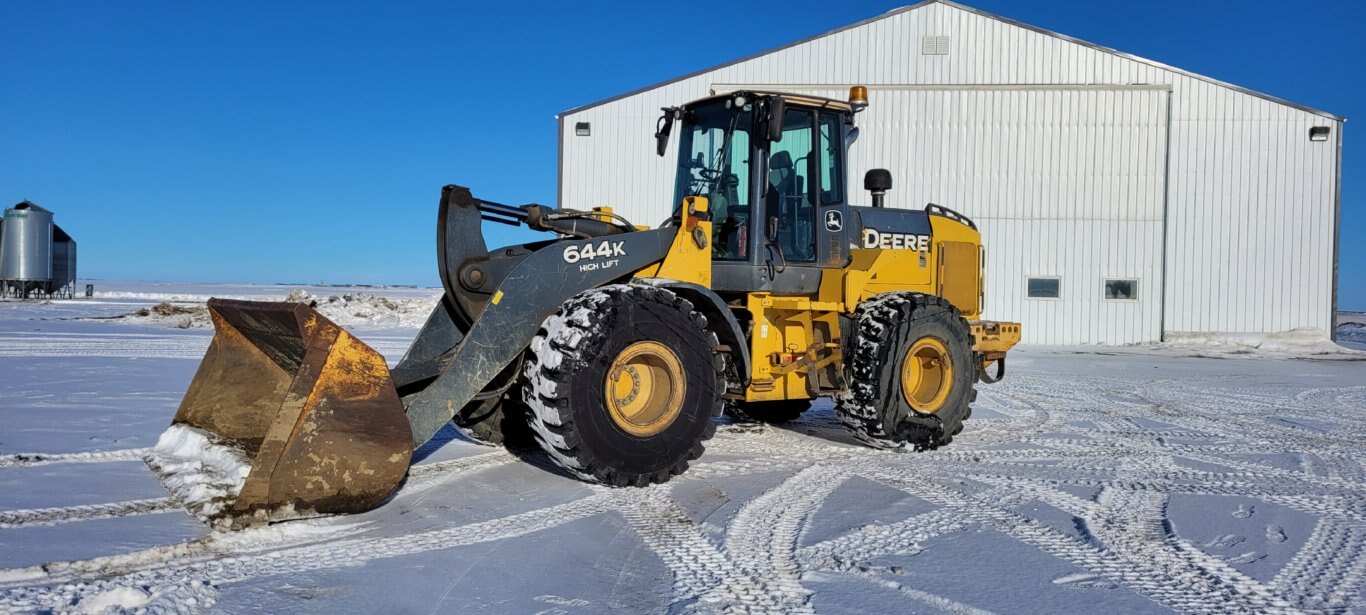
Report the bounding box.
[634,278,751,387]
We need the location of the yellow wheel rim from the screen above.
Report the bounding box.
[900,337,954,413]
[605,341,686,437]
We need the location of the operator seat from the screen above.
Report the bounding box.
[712,173,746,259]
[766,151,806,261]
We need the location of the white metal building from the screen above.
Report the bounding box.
[556,0,1344,345]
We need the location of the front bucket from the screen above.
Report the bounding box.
[165,298,413,525]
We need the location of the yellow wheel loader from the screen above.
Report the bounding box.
[166,87,1020,525]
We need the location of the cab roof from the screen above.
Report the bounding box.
[683,90,855,114]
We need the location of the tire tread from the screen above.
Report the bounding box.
[835,292,975,450]
[522,284,724,486]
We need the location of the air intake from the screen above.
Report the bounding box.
[921,35,950,55]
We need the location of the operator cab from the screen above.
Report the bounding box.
[657,89,866,294]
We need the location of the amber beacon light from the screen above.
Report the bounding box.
[849,85,869,110]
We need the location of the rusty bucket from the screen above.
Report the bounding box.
[169,298,413,524]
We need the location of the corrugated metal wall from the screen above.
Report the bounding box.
[852,86,1167,344]
[558,1,1342,344]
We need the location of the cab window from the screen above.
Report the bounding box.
[675,103,752,261]
[767,108,816,262]
[818,112,843,205]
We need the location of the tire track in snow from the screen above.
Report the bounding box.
[0,447,791,595]
[1132,380,1366,447]
[796,507,980,571]
[1084,461,1294,614]
[0,332,210,359]
[1,359,1362,612]
[0,520,373,589]
[1026,433,1366,495]
[1270,520,1366,612]
[0,447,152,468]
[0,493,618,613]
[858,465,1297,614]
[406,449,516,480]
[615,490,792,613]
[954,469,1366,527]
[706,424,868,461]
[831,569,1000,615]
[0,498,179,529]
[682,455,809,480]
[720,465,851,613]
[929,375,1365,612]
[0,450,513,536]
[0,330,413,363]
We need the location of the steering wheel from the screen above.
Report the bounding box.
[696,167,726,181]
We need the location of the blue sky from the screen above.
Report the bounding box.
[2,0,1361,307]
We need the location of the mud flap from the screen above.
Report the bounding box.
[172,299,412,523]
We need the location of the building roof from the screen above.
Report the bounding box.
[558,0,1343,121]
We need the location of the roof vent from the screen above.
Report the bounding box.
[921,35,950,56]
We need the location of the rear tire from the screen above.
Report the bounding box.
[836,292,975,450]
[452,395,535,450]
[727,399,811,424]
[452,357,535,449]
[522,284,723,487]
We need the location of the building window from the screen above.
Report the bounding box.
[575,122,591,137]
[1026,277,1061,299]
[1104,278,1139,301]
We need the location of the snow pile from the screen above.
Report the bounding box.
[143,425,253,523]
[283,289,438,328]
[90,280,441,303]
[1162,327,1364,357]
[76,586,150,614]
[96,291,245,302]
[111,289,439,329]
[117,302,210,329]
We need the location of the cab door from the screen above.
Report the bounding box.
[766,107,819,268]
[814,110,850,270]
[712,103,850,294]
[760,106,850,293]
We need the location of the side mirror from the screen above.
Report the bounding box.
[845,126,860,148]
[655,108,675,157]
[766,97,785,142]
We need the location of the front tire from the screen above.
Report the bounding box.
[836,292,975,450]
[522,284,723,486]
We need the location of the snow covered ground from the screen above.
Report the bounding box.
[1,283,1364,613]
[1340,312,1366,350]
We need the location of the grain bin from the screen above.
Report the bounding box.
[0,201,54,282]
[51,225,77,294]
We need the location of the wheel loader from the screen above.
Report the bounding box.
[165,87,1021,525]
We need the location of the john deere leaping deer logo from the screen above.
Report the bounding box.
[824,210,843,232]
